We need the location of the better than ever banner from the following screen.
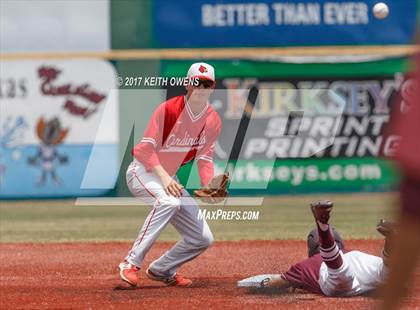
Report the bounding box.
[153,0,417,47]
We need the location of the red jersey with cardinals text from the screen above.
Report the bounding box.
[132,95,222,186]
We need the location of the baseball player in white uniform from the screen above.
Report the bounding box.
[238,200,393,297]
[119,63,222,287]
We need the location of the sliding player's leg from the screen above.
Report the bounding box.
[310,200,344,269]
[311,200,354,296]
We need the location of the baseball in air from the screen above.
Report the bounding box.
[373,2,389,19]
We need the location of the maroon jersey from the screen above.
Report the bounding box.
[132,95,222,186]
[281,254,324,294]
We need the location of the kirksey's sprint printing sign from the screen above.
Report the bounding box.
[215,75,409,192]
[214,76,406,160]
[0,60,119,198]
[171,73,411,193]
[153,0,417,47]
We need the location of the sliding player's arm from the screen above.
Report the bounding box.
[264,275,292,291]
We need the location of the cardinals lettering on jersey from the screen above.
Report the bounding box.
[132,95,222,186]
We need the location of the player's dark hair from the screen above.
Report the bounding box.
[307,227,345,257]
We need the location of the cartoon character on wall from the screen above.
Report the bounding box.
[28,117,69,186]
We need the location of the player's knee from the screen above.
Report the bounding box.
[185,229,213,249]
[200,231,214,248]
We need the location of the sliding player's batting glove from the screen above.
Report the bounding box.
[194,173,229,204]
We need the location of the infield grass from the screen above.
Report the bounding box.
[0,193,396,242]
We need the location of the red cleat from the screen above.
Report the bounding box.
[119,261,139,286]
[146,268,192,287]
[310,200,333,224]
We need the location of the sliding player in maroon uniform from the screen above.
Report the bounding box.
[239,200,393,297]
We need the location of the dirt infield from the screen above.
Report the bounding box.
[1,240,419,309]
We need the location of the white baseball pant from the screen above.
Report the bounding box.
[319,250,387,296]
[125,159,213,277]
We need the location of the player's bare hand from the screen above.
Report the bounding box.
[162,176,183,197]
